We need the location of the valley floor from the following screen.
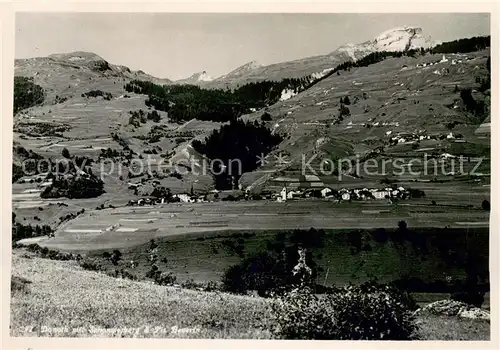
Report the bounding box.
[10,249,490,340]
[20,199,490,251]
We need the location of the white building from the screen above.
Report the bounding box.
[280,187,287,202]
[441,153,456,159]
[373,190,390,200]
[176,194,194,203]
[320,187,333,197]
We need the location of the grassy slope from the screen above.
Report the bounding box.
[85,227,489,290]
[10,250,273,339]
[240,50,491,188]
[10,249,490,339]
[415,314,490,340]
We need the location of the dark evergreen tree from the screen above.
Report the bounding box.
[13,76,45,114]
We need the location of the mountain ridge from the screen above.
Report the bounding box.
[189,25,438,88]
[14,26,438,89]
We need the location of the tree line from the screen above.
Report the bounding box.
[430,36,490,54]
[192,119,283,189]
[13,76,44,114]
[124,76,326,124]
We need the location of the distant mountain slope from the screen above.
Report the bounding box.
[175,70,214,85]
[197,26,438,89]
[217,60,263,81]
[334,26,437,61]
[14,51,172,106]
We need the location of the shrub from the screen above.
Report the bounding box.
[120,269,138,281]
[47,249,59,260]
[155,271,177,286]
[11,276,32,295]
[481,199,490,211]
[79,258,102,271]
[339,104,351,118]
[408,188,426,199]
[82,90,112,100]
[271,282,418,340]
[146,264,159,279]
[271,287,337,339]
[61,147,71,159]
[12,163,24,183]
[110,250,122,265]
[40,247,49,257]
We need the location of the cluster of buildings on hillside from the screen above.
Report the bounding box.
[276,184,410,202]
[414,54,471,69]
[125,173,425,207]
[388,131,462,145]
[271,175,413,202]
[127,193,206,206]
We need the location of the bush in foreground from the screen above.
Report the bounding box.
[11,276,32,295]
[271,281,418,340]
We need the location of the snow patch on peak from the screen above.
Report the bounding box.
[332,26,435,61]
[375,26,422,42]
[373,26,432,52]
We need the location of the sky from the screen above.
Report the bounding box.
[15,13,490,80]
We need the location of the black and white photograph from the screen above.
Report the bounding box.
[5,7,495,343]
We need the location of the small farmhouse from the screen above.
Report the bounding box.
[341,192,351,201]
[373,190,390,200]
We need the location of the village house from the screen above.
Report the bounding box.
[175,193,195,203]
[341,192,351,201]
[320,187,334,198]
[373,189,390,200]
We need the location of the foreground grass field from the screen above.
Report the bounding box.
[10,250,490,339]
[10,250,273,339]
